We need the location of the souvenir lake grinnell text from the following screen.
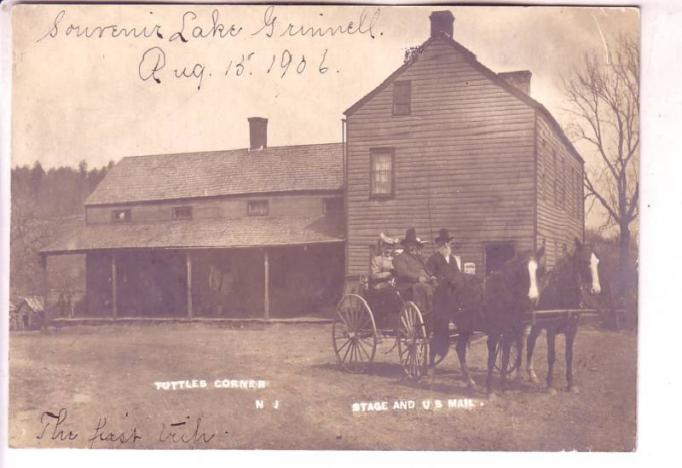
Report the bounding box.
[9,4,639,451]
[37,6,381,90]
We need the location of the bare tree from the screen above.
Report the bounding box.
[564,35,639,280]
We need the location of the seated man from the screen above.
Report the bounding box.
[368,232,401,327]
[393,227,435,313]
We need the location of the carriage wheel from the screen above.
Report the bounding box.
[493,336,521,374]
[397,301,429,381]
[332,294,378,373]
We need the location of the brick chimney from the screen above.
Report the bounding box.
[430,10,454,38]
[498,71,532,95]
[248,117,268,150]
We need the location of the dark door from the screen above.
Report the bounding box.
[485,243,515,276]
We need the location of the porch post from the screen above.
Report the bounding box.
[263,248,270,320]
[111,252,118,319]
[40,253,48,315]
[186,251,193,319]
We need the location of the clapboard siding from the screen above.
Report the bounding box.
[86,192,341,224]
[535,111,584,269]
[346,38,536,277]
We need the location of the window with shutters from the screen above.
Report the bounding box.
[370,149,394,199]
[393,81,411,116]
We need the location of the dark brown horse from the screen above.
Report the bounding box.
[526,239,602,393]
[428,248,544,394]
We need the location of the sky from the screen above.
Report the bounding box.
[11,4,639,227]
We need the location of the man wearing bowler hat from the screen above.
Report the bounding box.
[393,227,435,313]
[427,228,466,375]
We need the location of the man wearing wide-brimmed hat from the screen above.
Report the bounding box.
[426,228,461,286]
[393,227,434,312]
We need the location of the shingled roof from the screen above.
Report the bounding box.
[86,143,343,206]
[41,215,344,254]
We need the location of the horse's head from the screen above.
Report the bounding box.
[499,246,545,307]
[572,238,602,295]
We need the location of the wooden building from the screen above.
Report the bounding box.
[39,10,584,319]
[41,119,345,319]
[343,11,584,282]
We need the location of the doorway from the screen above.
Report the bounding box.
[484,243,516,276]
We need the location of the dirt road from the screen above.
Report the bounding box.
[9,322,636,450]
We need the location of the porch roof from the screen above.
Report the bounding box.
[40,215,344,255]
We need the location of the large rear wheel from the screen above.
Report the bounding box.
[397,301,429,381]
[332,294,377,373]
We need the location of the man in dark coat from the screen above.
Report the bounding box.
[427,228,464,362]
[426,228,461,287]
[393,228,434,312]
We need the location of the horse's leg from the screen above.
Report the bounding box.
[456,331,477,391]
[426,346,436,384]
[499,334,512,392]
[565,319,579,393]
[546,329,557,394]
[513,328,525,383]
[486,334,499,395]
[526,325,542,383]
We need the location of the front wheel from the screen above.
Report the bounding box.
[397,301,429,381]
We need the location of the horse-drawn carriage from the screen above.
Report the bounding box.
[331,278,432,380]
[332,237,604,394]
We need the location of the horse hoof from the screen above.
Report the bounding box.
[487,391,498,401]
[546,387,557,395]
[466,379,478,392]
[528,372,540,384]
[567,385,580,394]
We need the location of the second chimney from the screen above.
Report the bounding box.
[248,117,268,150]
[430,10,454,38]
[498,71,532,95]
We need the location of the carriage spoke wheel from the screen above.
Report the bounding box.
[332,294,377,373]
[397,301,429,381]
[493,336,521,374]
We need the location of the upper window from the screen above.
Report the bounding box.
[576,169,583,218]
[370,149,394,198]
[111,209,131,222]
[247,200,269,216]
[552,151,558,206]
[323,197,343,215]
[393,81,411,116]
[559,157,566,210]
[173,206,193,220]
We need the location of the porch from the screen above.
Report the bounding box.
[39,215,345,320]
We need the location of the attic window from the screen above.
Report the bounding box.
[393,81,411,116]
[173,206,193,220]
[247,200,269,216]
[112,209,131,222]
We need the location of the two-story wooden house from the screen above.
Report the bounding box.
[41,118,345,319]
[344,10,584,282]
